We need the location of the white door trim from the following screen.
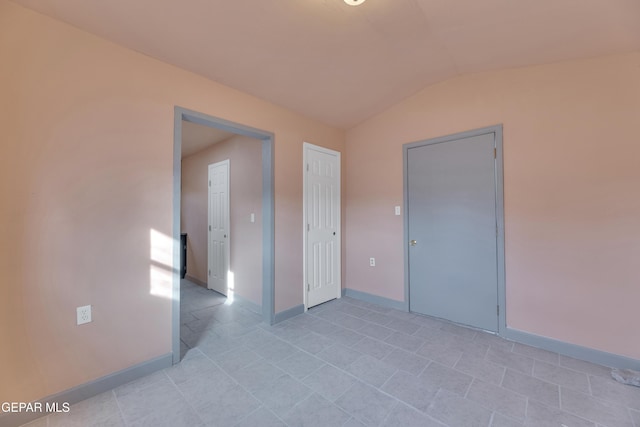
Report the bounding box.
[208,159,230,296]
[303,142,341,310]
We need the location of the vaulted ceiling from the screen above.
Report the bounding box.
[13,0,640,128]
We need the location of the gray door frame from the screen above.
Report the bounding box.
[402,124,505,333]
[172,106,275,364]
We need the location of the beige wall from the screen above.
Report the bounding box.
[181,134,263,306]
[345,51,640,360]
[0,0,343,403]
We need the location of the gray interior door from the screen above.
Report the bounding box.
[407,132,498,332]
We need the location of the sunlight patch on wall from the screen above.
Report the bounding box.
[225,270,235,305]
[150,229,174,299]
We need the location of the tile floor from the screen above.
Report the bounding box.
[22,279,640,427]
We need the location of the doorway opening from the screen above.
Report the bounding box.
[172,107,275,364]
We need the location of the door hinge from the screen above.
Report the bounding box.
[209,180,211,186]
[497,305,500,316]
[306,163,309,172]
[307,224,310,231]
[307,283,310,292]
[209,225,212,231]
[208,269,211,276]
[494,148,497,159]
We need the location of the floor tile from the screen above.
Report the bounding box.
[466,379,527,421]
[455,352,505,385]
[274,350,324,380]
[282,393,351,427]
[502,368,560,408]
[211,346,263,373]
[490,412,524,427]
[127,399,203,427]
[305,318,343,336]
[197,333,245,358]
[440,322,478,340]
[317,344,364,369]
[349,336,395,360]
[558,355,612,378]
[360,311,393,326]
[357,323,395,341]
[234,407,286,427]
[382,348,430,376]
[114,370,170,399]
[415,336,464,367]
[411,314,449,330]
[532,360,590,394]
[174,366,236,408]
[560,387,634,427]
[588,374,640,411]
[473,331,515,353]
[512,343,559,365]
[116,380,186,424]
[343,417,368,427]
[384,332,425,352]
[251,374,313,417]
[229,359,287,393]
[324,327,365,347]
[427,388,492,427]
[339,304,371,319]
[252,339,297,363]
[49,411,125,427]
[335,381,397,426]
[420,362,474,396]
[48,391,122,427]
[302,364,358,401]
[385,318,421,335]
[381,402,445,427]
[164,348,218,384]
[291,331,335,354]
[194,383,261,426]
[263,323,310,342]
[525,400,595,427]
[381,370,438,412]
[486,347,534,375]
[346,354,398,388]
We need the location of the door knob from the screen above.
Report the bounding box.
[410,240,417,246]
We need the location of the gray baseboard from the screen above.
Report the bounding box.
[0,353,172,427]
[503,327,640,370]
[274,304,304,323]
[342,288,406,311]
[184,274,207,288]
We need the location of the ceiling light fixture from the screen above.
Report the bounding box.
[344,0,366,6]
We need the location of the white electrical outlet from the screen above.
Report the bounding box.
[395,206,401,215]
[369,257,376,267]
[250,213,255,223]
[77,305,92,325]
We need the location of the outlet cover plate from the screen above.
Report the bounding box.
[77,305,92,325]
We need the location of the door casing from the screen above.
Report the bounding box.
[173,107,275,365]
[402,124,506,333]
